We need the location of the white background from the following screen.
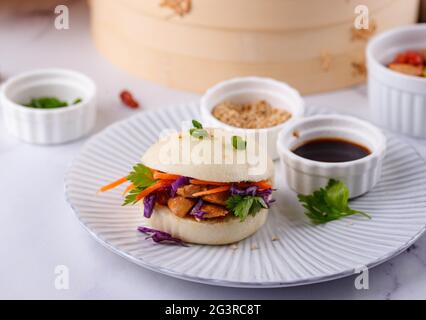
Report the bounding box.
[0,0,426,299]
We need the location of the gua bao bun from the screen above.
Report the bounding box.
[140,128,274,245]
[141,129,274,183]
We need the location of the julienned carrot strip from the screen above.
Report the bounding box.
[99,176,128,193]
[192,185,231,197]
[136,180,172,201]
[122,183,135,195]
[153,172,181,180]
[253,181,272,189]
[190,179,230,186]
[237,182,251,188]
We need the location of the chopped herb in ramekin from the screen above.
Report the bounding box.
[23,96,82,109]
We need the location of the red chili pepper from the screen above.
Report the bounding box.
[120,90,139,108]
[394,53,408,64]
[393,51,423,66]
[405,51,423,66]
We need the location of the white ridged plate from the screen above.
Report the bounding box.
[65,103,426,287]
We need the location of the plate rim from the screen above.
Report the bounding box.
[64,102,426,288]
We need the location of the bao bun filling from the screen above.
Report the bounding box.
[99,164,274,223]
[142,171,274,222]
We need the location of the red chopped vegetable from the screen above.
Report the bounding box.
[143,194,156,218]
[138,226,186,246]
[120,90,139,108]
[393,51,423,66]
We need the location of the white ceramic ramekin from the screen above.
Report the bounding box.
[200,77,304,160]
[367,24,426,139]
[0,68,97,144]
[277,115,386,198]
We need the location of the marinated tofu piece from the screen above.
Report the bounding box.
[201,203,229,218]
[388,63,423,76]
[202,191,229,206]
[176,184,207,198]
[167,196,196,217]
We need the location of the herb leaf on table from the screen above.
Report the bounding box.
[298,179,370,224]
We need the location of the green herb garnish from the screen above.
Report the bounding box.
[192,119,203,129]
[123,163,156,206]
[73,98,82,104]
[25,97,68,109]
[24,96,83,109]
[190,128,209,139]
[189,119,209,139]
[226,195,268,221]
[298,179,370,224]
[231,135,247,150]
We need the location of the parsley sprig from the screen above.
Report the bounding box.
[123,164,156,206]
[189,120,209,139]
[298,179,370,224]
[226,195,268,221]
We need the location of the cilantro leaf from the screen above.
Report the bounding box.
[324,180,349,211]
[189,120,208,139]
[298,179,371,224]
[232,135,247,150]
[123,163,156,206]
[190,128,209,139]
[127,163,155,187]
[122,186,145,206]
[227,195,268,221]
[249,197,267,215]
[192,119,203,129]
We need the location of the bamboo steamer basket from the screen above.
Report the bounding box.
[89,0,419,94]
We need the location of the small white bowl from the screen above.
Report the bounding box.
[0,68,97,144]
[367,24,426,139]
[277,115,386,198]
[200,77,304,160]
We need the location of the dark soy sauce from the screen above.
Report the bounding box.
[292,138,371,163]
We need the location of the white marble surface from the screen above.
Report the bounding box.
[1,0,426,300]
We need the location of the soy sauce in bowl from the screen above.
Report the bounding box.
[292,138,371,163]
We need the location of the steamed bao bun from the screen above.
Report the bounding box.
[141,128,274,182]
[140,128,274,245]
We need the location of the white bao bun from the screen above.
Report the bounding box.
[141,128,273,245]
[143,205,268,245]
[141,129,274,182]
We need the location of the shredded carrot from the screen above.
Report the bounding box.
[136,180,172,201]
[253,180,272,189]
[98,176,128,193]
[122,183,135,195]
[153,172,181,180]
[192,185,231,197]
[237,182,251,188]
[190,179,230,186]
